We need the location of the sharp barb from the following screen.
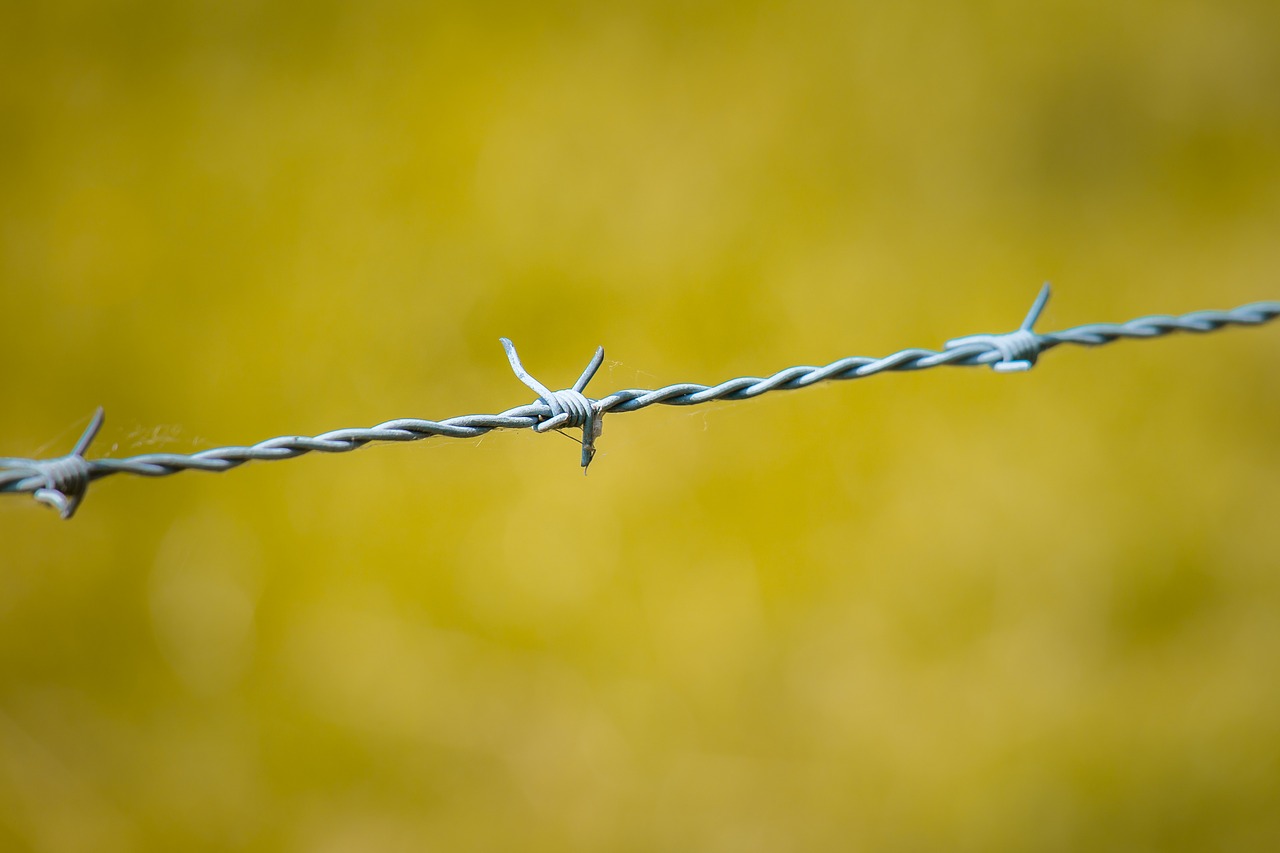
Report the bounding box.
[500,338,555,399]
[573,346,606,393]
[71,407,105,457]
[1021,282,1052,332]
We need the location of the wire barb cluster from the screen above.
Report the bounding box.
[501,337,606,469]
[946,282,1052,372]
[2,285,1277,519]
[2,407,105,519]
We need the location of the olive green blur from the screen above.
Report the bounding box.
[2,2,1279,850]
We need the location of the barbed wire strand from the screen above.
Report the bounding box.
[2,284,1277,519]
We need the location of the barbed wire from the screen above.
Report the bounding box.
[3,284,1277,519]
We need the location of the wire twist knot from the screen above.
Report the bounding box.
[501,338,606,470]
[28,407,104,519]
[537,388,595,432]
[946,282,1052,372]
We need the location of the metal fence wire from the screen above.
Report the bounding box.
[3,284,1278,520]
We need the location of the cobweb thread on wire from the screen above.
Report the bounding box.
[2,284,1277,520]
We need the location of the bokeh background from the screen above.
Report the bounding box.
[2,1,1279,850]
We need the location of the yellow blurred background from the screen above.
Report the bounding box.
[2,1,1279,850]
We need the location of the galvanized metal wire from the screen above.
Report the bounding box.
[3,285,1277,519]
